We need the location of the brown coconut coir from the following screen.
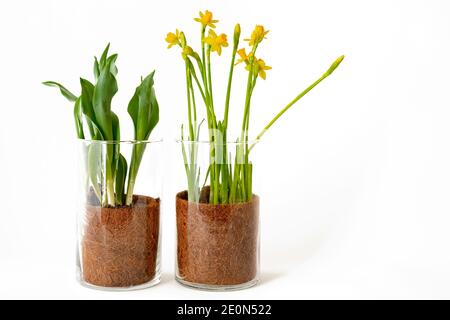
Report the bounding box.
[81,195,160,288]
[176,188,259,286]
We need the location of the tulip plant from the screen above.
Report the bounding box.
[166,10,344,204]
[44,44,159,207]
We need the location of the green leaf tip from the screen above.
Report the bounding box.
[95,43,118,78]
[100,43,111,65]
[42,81,78,102]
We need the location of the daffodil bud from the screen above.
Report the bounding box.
[233,24,241,48]
[326,55,345,75]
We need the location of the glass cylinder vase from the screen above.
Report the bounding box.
[77,139,162,290]
[175,140,260,291]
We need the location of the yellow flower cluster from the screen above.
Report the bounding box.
[236,48,271,80]
[165,11,271,79]
[236,25,271,79]
[166,10,229,57]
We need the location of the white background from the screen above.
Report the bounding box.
[0,0,449,299]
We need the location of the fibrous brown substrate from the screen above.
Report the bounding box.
[81,195,160,288]
[176,188,259,286]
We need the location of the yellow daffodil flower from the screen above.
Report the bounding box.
[255,59,272,80]
[245,25,269,47]
[204,29,229,56]
[194,10,218,29]
[245,58,272,80]
[165,29,181,48]
[235,48,253,65]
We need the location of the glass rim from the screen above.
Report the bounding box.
[78,138,163,145]
[175,139,260,145]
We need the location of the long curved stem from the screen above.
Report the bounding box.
[249,55,345,152]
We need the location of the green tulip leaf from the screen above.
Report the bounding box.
[43,81,77,102]
[73,98,85,139]
[125,71,160,205]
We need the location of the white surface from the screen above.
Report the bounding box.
[1,0,450,299]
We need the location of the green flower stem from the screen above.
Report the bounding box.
[199,30,213,126]
[225,23,240,130]
[219,34,240,204]
[198,50,214,130]
[185,62,195,140]
[181,127,198,202]
[188,72,197,130]
[242,74,258,201]
[240,46,258,141]
[184,61,201,202]
[207,48,214,109]
[207,46,216,204]
[249,55,345,152]
[187,60,207,104]
[229,147,240,203]
[240,45,259,147]
[201,27,207,81]
[205,46,220,204]
[224,42,238,129]
[187,69,199,199]
[240,68,253,141]
[235,46,259,202]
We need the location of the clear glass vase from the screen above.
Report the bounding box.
[175,140,260,291]
[76,139,162,290]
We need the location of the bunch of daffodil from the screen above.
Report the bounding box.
[166,10,344,204]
